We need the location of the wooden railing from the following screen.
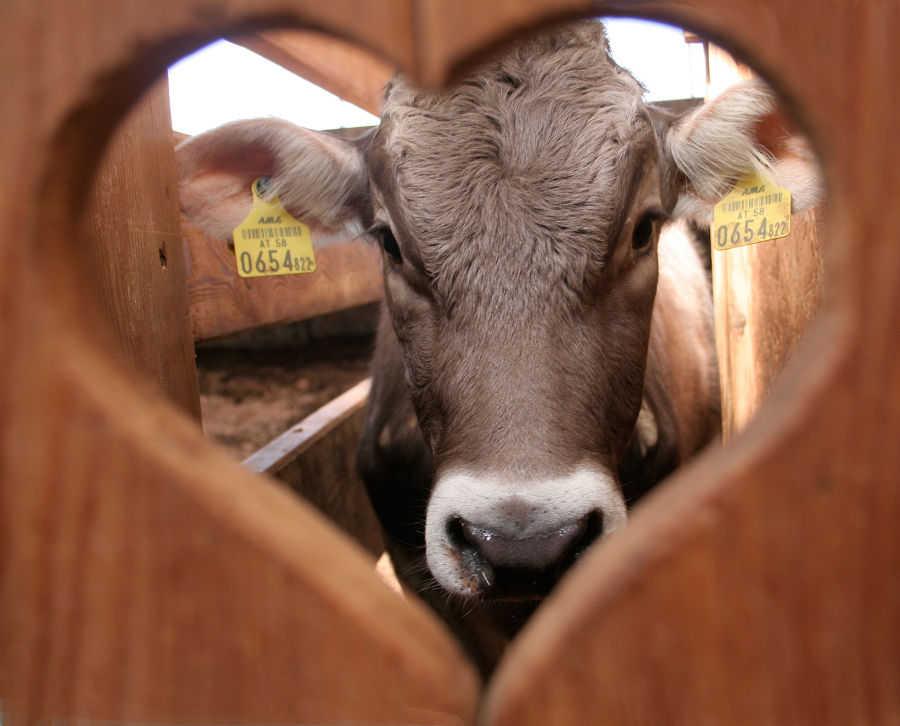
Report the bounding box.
[1,2,897,725]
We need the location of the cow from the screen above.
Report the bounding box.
[176,21,822,675]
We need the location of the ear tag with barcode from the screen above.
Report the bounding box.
[231,177,317,278]
[712,170,792,251]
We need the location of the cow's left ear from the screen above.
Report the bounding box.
[175,118,372,239]
[666,79,824,223]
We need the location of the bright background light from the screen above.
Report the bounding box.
[167,39,381,135]
[603,18,706,101]
[167,19,706,135]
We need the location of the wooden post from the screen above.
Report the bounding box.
[233,30,395,116]
[85,79,202,419]
[480,4,899,725]
[706,44,825,438]
[0,2,479,725]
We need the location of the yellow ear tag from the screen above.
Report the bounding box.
[712,170,792,251]
[231,177,317,278]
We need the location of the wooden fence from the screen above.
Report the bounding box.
[1,1,897,725]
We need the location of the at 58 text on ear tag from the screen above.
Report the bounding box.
[232,177,317,278]
[712,170,792,251]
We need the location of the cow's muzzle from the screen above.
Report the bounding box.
[425,466,627,600]
[446,511,603,600]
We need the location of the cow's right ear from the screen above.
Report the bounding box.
[175,118,371,239]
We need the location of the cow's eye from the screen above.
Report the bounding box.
[632,211,665,253]
[370,224,402,264]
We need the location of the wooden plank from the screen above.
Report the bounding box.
[705,44,825,437]
[183,219,383,341]
[244,378,370,472]
[706,44,757,437]
[85,78,201,419]
[233,30,395,115]
[3,1,899,726]
[714,208,824,436]
[480,2,900,725]
[243,379,384,556]
[0,2,480,725]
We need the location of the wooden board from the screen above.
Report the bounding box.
[85,78,202,419]
[233,29,395,115]
[714,208,824,436]
[0,2,479,725]
[244,379,384,556]
[1,1,898,726]
[480,2,900,725]
[184,219,383,341]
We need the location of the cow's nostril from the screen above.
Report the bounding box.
[570,510,603,562]
[445,511,606,599]
[447,517,495,588]
[459,518,587,570]
[446,515,468,550]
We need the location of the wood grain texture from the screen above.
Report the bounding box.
[481,1,900,724]
[0,1,480,725]
[85,79,202,420]
[183,220,383,342]
[2,1,899,725]
[715,208,824,437]
[0,338,477,725]
[233,29,396,115]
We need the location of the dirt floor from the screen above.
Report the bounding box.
[196,336,374,461]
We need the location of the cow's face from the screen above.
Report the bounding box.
[367,25,666,599]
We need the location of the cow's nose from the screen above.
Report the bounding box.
[447,512,601,599]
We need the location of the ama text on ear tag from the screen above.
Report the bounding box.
[712,170,792,251]
[231,177,317,278]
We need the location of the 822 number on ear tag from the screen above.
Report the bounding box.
[232,177,317,278]
[713,170,792,251]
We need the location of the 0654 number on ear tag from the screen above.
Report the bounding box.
[232,177,317,278]
[713,170,792,251]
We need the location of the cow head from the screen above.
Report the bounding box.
[177,22,822,603]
